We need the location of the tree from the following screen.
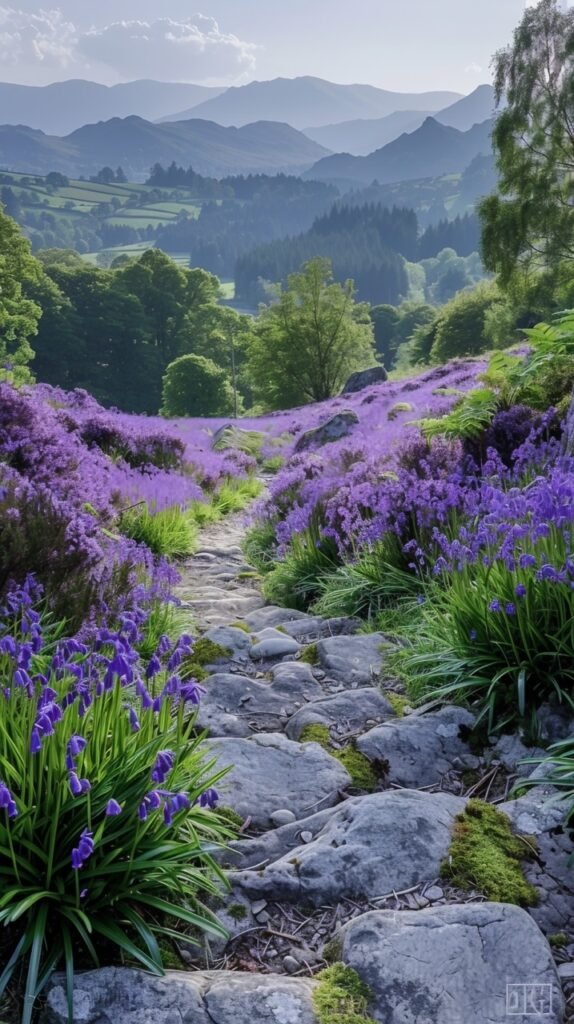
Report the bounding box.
[430,284,502,363]
[480,0,574,284]
[117,250,188,362]
[161,354,234,417]
[179,304,255,416]
[0,206,43,384]
[247,258,375,410]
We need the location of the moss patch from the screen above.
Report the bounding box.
[387,401,414,421]
[443,799,538,906]
[228,903,247,921]
[229,621,251,633]
[300,643,319,665]
[548,932,569,947]
[313,964,376,1024]
[385,691,409,718]
[300,724,379,792]
[193,638,232,664]
[216,806,244,830]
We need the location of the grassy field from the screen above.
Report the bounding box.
[0,170,212,253]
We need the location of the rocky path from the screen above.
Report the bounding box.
[45,505,574,1024]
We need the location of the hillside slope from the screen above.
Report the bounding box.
[0,116,330,180]
[305,117,493,186]
[161,76,461,129]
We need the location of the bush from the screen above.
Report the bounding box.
[120,505,197,558]
[0,580,230,1024]
[161,355,235,417]
[430,284,501,363]
[313,538,422,622]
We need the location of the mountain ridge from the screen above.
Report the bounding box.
[0,114,331,180]
[159,75,462,130]
[305,115,494,187]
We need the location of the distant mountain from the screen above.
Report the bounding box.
[435,85,497,130]
[0,115,330,180]
[303,110,432,156]
[160,76,461,130]
[0,80,225,136]
[305,116,494,187]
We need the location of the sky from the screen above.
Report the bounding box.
[0,1,568,93]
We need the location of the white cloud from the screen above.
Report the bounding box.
[0,8,256,83]
[464,61,483,74]
[79,16,256,83]
[0,6,76,69]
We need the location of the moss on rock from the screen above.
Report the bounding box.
[182,638,231,683]
[300,643,319,665]
[313,964,377,1024]
[300,725,379,792]
[443,799,538,906]
[385,692,409,718]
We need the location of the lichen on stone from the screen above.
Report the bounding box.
[313,963,377,1024]
[442,798,538,906]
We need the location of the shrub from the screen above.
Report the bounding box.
[120,505,197,558]
[0,579,230,1024]
[161,354,235,417]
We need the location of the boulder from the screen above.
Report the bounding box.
[286,688,395,741]
[316,633,389,687]
[340,904,564,1023]
[197,666,323,737]
[342,365,388,395]
[293,411,359,453]
[357,706,478,787]
[229,790,464,905]
[281,615,361,641]
[205,732,350,826]
[42,968,318,1024]
[243,606,309,631]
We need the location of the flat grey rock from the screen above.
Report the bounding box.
[286,688,395,740]
[294,410,359,452]
[357,706,478,787]
[244,606,309,631]
[42,968,317,1024]
[197,667,323,737]
[270,661,324,701]
[205,732,351,826]
[282,616,361,640]
[317,633,389,687]
[340,904,564,1024]
[230,790,464,904]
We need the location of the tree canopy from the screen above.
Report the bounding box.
[480,0,574,284]
[0,205,43,385]
[247,258,375,409]
[161,354,235,417]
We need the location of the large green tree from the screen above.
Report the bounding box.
[247,258,375,410]
[0,206,43,384]
[480,0,574,284]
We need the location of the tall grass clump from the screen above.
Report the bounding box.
[120,504,198,558]
[0,578,230,1024]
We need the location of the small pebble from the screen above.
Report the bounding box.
[251,900,268,915]
[283,955,300,974]
[270,809,297,827]
[557,963,574,981]
[425,885,444,902]
[255,910,270,924]
[300,831,313,844]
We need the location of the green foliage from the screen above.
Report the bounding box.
[120,505,197,558]
[385,692,410,718]
[313,540,421,622]
[430,284,502,363]
[228,903,247,921]
[261,455,285,474]
[182,639,231,685]
[387,402,414,421]
[300,725,379,792]
[480,0,574,284]
[313,964,376,1024]
[262,520,340,610]
[0,207,43,385]
[401,525,574,733]
[519,738,574,824]
[548,933,569,948]
[161,354,235,418]
[419,388,499,442]
[443,800,538,906]
[247,258,376,410]
[242,521,278,575]
[136,601,188,662]
[0,619,230,1024]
